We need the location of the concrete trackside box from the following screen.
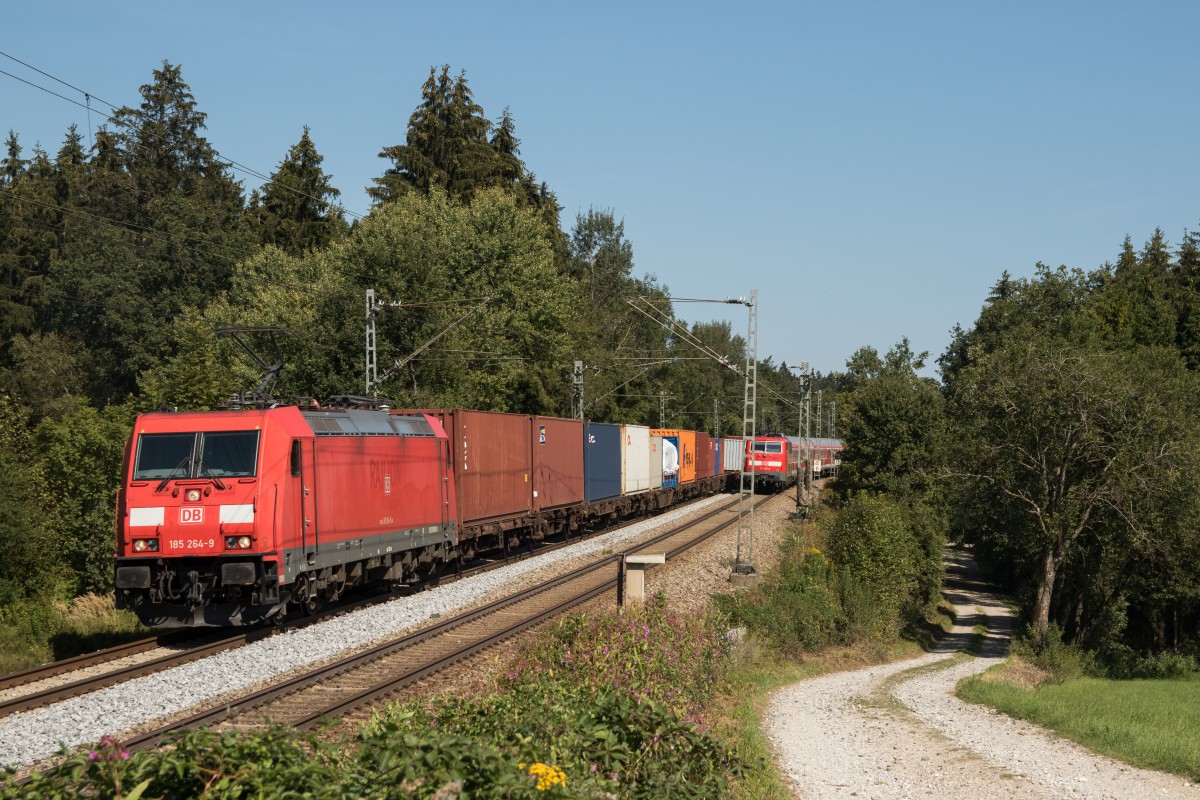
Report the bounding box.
[532,416,584,511]
[584,422,622,502]
[399,409,533,526]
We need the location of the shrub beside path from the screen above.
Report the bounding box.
[764,549,1200,799]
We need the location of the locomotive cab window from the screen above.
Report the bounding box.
[290,439,302,477]
[752,442,783,454]
[133,431,261,480]
[199,432,259,477]
[133,433,195,479]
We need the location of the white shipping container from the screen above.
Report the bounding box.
[723,437,746,472]
[649,435,664,489]
[622,425,651,495]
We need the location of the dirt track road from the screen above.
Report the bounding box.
[765,550,1200,799]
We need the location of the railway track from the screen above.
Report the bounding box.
[0,493,740,723]
[119,493,761,750]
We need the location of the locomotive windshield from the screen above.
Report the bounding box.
[134,431,261,480]
[752,442,783,454]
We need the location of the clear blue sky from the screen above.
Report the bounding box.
[4,2,1198,378]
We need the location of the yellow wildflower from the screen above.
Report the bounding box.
[524,762,567,791]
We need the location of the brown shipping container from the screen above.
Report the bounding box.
[696,432,713,479]
[532,416,584,510]
[400,409,533,525]
[651,428,697,484]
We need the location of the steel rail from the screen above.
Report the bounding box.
[0,632,180,692]
[0,493,733,721]
[118,494,752,748]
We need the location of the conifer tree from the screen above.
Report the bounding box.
[248,127,346,255]
[371,66,542,206]
[40,62,250,401]
[0,139,57,340]
[1172,227,1200,368]
[54,125,87,210]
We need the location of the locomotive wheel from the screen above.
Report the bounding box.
[294,574,323,616]
[303,593,321,615]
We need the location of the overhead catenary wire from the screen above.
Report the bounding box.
[0,51,365,222]
[0,50,117,108]
[627,295,801,414]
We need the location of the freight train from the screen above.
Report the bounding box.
[113,404,738,627]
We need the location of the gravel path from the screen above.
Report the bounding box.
[766,549,1200,799]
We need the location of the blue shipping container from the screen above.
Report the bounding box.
[713,439,721,476]
[584,422,622,502]
[660,434,680,488]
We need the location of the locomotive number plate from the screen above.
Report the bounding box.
[168,538,217,551]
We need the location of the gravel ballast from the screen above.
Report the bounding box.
[0,494,731,770]
[765,549,1200,799]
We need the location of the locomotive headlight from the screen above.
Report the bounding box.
[132,538,158,553]
[185,489,201,502]
[237,536,252,549]
[225,536,238,550]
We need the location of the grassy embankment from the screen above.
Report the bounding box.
[959,660,1200,781]
[0,593,146,675]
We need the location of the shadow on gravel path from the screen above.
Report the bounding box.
[929,548,1014,658]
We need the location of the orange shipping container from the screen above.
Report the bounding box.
[651,428,697,484]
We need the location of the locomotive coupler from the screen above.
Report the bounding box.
[186,569,205,604]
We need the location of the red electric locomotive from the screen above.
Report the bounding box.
[744,433,799,491]
[114,406,456,626]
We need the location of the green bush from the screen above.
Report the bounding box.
[714,545,851,654]
[367,682,738,799]
[7,726,570,799]
[504,605,730,719]
[717,495,945,655]
[827,494,935,639]
[8,729,341,800]
[1101,645,1200,680]
[350,724,567,798]
[1010,624,1097,683]
[365,605,742,799]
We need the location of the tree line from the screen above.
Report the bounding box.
[837,229,1200,671]
[0,62,806,612]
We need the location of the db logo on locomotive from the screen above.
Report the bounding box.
[179,507,205,524]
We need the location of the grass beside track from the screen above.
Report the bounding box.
[0,593,146,675]
[958,671,1200,781]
